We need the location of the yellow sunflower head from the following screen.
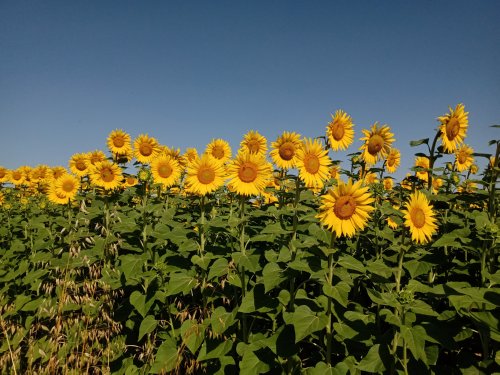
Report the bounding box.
[296,138,331,189]
[107,129,132,156]
[183,148,199,165]
[432,177,444,194]
[383,177,393,191]
[469,164,479,175]
[89,160,123,190]
[326,110,355,151]
[50,166,67,181]
[30,165,50,184]
[364,172,379,185]
[385,148,401,174]
[240,130,268,156]
[205,139,232,163]
[414,156,430,182]
[151,154,182,188]
[359,123,395,165]
[69,153,90,177]
[454,144,474,173]
[270,131,303,170]
[329,165,340,180]
[438,103,468,153]
[458,180,477,193]
[134,134,161,164]
[185,154,226,196]
[0,166,9,183]
[402,190,438,244]
[227,151,273,196]
[88,150,107,166]
[10,168,26,186]
[123,175,139,188]
[317,178,375,238]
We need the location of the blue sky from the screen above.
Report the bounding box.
[1,1,499,180]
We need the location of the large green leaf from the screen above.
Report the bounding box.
[150,335,178,373]
[138,315,157,341]
[181,319,205,355]
[283,305,328,342]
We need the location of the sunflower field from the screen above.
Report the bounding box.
[0,105,499,374]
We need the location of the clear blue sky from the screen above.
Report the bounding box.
[1,1,499,180]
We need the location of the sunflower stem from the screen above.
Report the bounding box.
[238,195,248,343]
[288,176,302,313]
[427,129,441,192]
[325,231,336,366]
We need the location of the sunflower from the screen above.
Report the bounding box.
[30,165,50,184]
[0,166,10,183]
[88,150,107,165]
[89,160,123,190]
[227,152,273,196]
[134,134,161,164]
[205,139,232,163]
[50,166,67,181]
[185,154,226,196]
[402,190,438,244]
[69,153,90,177]
[123,175,138,188]
[387,216,398,230]
[329,165,340,180]
[317,178,375,238]
[151,154,182,188]
[240,130,267,156]
[107,129,132,156]
[0,191,4,206]
[364,172,378,185]
[270,131,303,170]
[432,177,444,194]
[458,180,477,193]
[56,174,80,201]
[326,110,355,151]
[470,164,478,174]
[9,169,26,186]
[414,156,430,182]
[454,144,474,172]
[359,123,395,165]
[383,177,393,191]
[296,138,331,189]
[183,148,199,165]
[385,148,401,174]
[438,103,468,153]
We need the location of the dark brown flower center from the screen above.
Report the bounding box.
[334,195,356,219]
[140,143,153,157]
[62,180,75,193]
[247,139,261,153]
[367,135,384,155]
[238,162,258,183]
[198,166,215,184]
[330,121,345,141]
[279,142,295,161]
[446,118,460,140]
[411,208,426,228]
[113,136,125,147]
[303,154,320,174]
[100,167,115,182]
[158,163,173,178]
[212,146,225,160]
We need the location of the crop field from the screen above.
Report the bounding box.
[0,104,498,374]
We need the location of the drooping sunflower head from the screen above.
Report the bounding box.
[296,138,331,189]
[50,166,67,181]
[364,172,379,185]
[30,165,50,184]
[69,153,90,177]
[107,129,132,156]
[240,130,268,156]
[151,154,182,188]
[205,139,232,163]
[454,144,474,172]
[387,216,398,230]
[432,177,444,194]
[403,190,438,244]
[414,156,430,182]
[227,151,273,196]
[438,103,468,153]
[326,110,355,151]
[329,165,340,180]
[123,175,139,188]
[88,150,107,166]
[317,178,375,238]
[359,123,395,165]
[134,134,161,164]
[270,131,303,170]
[385,148,401,174]
[185,154,226,196]
[89,160,123,190]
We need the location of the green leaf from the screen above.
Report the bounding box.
[129,291,154,318]
[338,255,365,274]
[239,348,271,375]
[283,305,328,342]
[150,335,178,373]
[197,338,233,361]
[357,344,387,373]
[211,306,236,335]
[207,258,229,281]
[323,281,350,308]
[138,315,157,341]
[262,262,284,293]
[366,259,392,278]
[239,284,279,313]
[181,319,205,355]
[410,138,429,147]
[404,259,432,279]
[165,272,198,297]
[400,325,427,362]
